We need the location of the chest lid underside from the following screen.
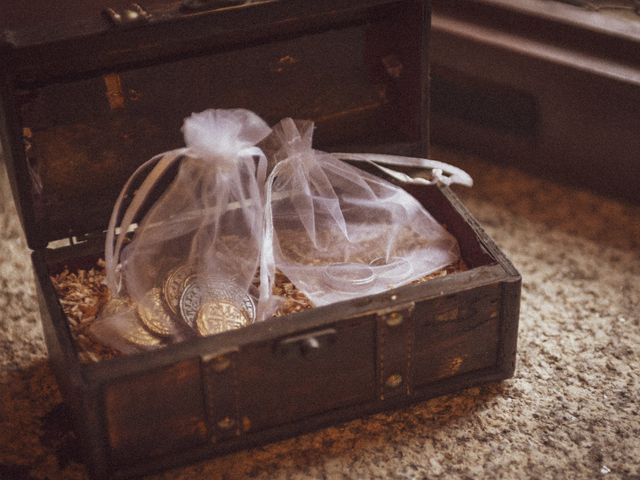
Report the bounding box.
[0,0,431,249]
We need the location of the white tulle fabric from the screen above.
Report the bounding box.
[93,109,271,350]
[91,110,468,353]
[259,118,461,308]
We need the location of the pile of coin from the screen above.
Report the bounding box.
[124,263,256,348]
[53,258,462,361]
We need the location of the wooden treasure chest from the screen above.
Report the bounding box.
[0,0,521,478]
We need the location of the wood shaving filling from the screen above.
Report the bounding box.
[50,259,120,363]
[51,258,465,363]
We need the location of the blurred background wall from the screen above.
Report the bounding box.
[430,0,640,203]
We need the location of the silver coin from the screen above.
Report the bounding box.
[179,277,256,330]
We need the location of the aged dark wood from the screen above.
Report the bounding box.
[104,359,209,465]
[4,1,521,478]
[430,0,640,203]
[1,0,429,249]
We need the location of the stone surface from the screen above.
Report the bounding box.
[0,148,638,480]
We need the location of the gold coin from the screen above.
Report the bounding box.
[195,300,249,336]
[136,288,175,337]
[161,263,193,316]
[123,323,163,347]
[101,297,132,317]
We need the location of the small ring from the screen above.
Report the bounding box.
[369,257,413,281]
[322,263,376,292]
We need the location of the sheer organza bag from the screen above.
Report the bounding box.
[92,109,272,353]
[259,118,469,309]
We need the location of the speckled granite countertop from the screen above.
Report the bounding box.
[1,148,638,480]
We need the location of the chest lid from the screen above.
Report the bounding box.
[0,0,430,249]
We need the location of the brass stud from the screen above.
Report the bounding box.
[385,312,403,327]
[385,373,403,389]
[211,355,231,373]
[103,8,122,25]
[449,356,464,374]
[123,9,139,21]
[104,3,149,27]
[241,416,252,432]
[217,417,235,430]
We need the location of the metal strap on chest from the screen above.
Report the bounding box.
[201,349,245,442]
[375,302,415,401]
